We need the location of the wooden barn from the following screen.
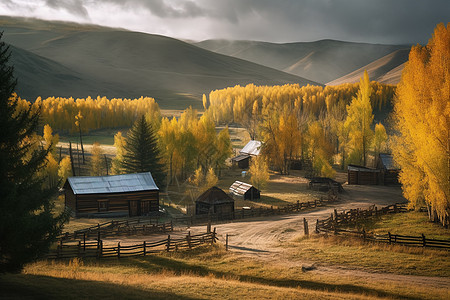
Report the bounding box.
[377,153,400,185]
[229,181,260,200]
[347,165,380,185]
[64,172,159,217]
[231,140,261,169]
[195,187,235,215]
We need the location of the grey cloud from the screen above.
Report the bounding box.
[105,0,208,18]
[46,0,89,18]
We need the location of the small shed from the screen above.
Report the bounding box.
[64,172,159,217]
[347,165,380,185]
[229,181,260,200]
[195,186,235,215]
[377,153,400,185]
[232,140,261,169]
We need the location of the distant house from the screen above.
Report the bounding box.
[377,153,400,185]
[195,186,235,216]
[231,140,261,169]
[347,165,380,185]
[64,172,159,217]
[229,181,260,200]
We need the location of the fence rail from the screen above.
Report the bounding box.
[47,230,218,259]
[315,203,450,250]
[59,220,173,241]
[175,192,340,226]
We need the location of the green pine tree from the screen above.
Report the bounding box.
[122,115,165,187]
[0,33,67,273]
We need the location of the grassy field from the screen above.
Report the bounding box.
[287,211,450,277]
[2,244,448,300]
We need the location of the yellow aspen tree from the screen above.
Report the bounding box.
[372,122,388,162]
[393,23,450,225]
[43,124,59,154]
[344,70,374,166]
[58,156,72,184]
[111,131,126,175]
[90,142,104,176]
[249,155,270,190]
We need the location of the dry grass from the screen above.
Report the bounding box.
[3,245,448,299]
[288,233,450,277]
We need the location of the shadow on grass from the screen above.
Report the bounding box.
[1,273,196,300]
[99,251,424,300]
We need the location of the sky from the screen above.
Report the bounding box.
[1,0,449,44]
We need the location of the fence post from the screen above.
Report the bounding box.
[362,229,366,241]
[166,235,171,252]
[170,220,173,231]
[117,242,120,259]
[303,218,309,235]
[296,200,300,211]
[212,227,216,245]
[207,220,211,233]
[316,219,319,233]
[226,234,229,251]
[334,209,338,220]
[388,232,392,244]
[422,234,426,247]
[143,241,146,256]
[83,233,86,251]
[187,231,191,249]
[78,241,81,257]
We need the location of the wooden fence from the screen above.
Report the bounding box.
[59,219,173,241]
[175,192,339,226]
[315,203,450,249]
[47,230,218,259]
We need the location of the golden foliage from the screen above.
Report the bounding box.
[249,155,270,190]
[392,23,450,224]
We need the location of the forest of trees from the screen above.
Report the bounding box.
[202,79,393,176]
[392,22,449,226]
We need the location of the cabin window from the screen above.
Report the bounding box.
[98,200,109,212]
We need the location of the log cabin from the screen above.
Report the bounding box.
[195,186,235,216]
[229,181,260,200]
[64,172,159,217]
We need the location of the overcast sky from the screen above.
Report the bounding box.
[1,0,449,44]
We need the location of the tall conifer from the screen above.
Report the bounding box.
[122,115,165,187]
[0,33,67,272]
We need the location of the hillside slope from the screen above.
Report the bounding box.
[195,39,407,84]
[326,49,409,85]
[1,17,318,108]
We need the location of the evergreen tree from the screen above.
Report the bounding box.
[122,115,165,187]
[0,33,67,272]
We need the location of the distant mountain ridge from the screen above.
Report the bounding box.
[327,49,409,85]
[195,39,409,84]
[1,16,318,109]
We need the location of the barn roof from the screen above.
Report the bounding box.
[196,186,234,204]
[379,154,399,170]
[348,165,380,173]
[231,154,250,162]
[66,172,159,195]
[240,140,261,156]
[229,181,258,196]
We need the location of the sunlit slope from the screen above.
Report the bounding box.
[1,17,318,108]
[195,39,406,84]
[327,49,409,85]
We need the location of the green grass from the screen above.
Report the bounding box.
[2,245,448,300]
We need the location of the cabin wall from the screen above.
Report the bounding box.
[73,190,159,216]
[348,170,379,185]
[65,187,77,213]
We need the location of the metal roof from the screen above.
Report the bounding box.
[231,154,250,162]
[229,181,257,196]
[348,165,380,173]
[240,140,261,156]
[66,172,159,195]
[379,154,399,170]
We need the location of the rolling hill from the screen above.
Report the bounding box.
[194,39,408,84]
[1,17,318,109]
[326,49,409,85]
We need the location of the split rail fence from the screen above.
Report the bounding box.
[315,203,450,249]
[59,218,173,241]
[47,230,218,259]
[175,192,340,226]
